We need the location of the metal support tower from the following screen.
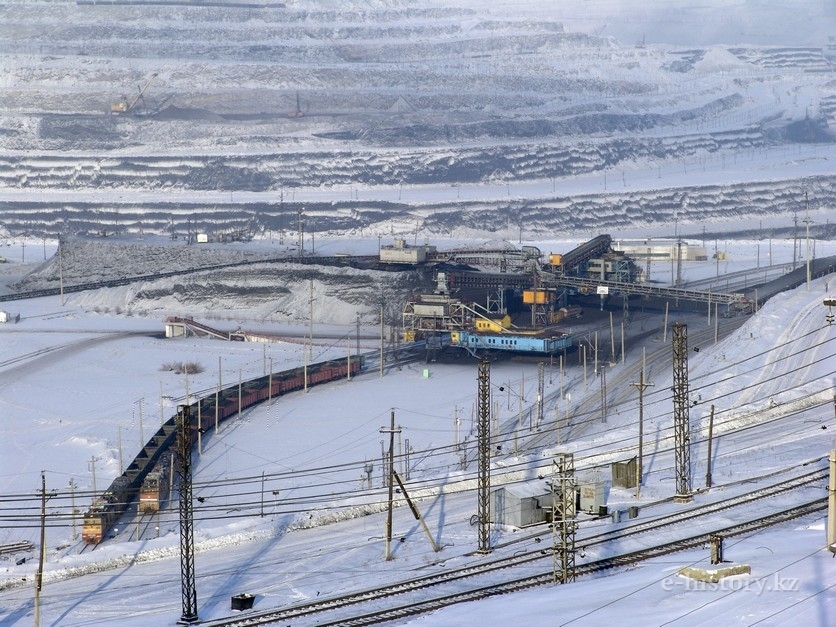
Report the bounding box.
[476,359,492,554]
[551,453,576,583]
[485,287,506,315]
[536,362,544,429]
[176,405,199,623]
[672,323,693,502]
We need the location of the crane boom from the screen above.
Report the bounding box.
[111,72,158,114]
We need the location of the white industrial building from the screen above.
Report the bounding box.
[379,238,436,264]
[614,239,708,262]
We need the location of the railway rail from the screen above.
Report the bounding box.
[197,467,827,626]
[303,500,827,627]
[0,541,34,557]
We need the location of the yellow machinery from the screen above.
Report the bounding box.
[111,73,157,114]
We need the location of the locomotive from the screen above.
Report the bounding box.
[81,476,133,544]
[139,453,172,514]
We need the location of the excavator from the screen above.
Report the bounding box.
[110,73,157,114]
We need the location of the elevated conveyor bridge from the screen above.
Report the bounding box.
[539,274,746,305]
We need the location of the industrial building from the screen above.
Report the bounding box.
[613,239,709,262]
[379,238,437,264]
[399,234,742,358]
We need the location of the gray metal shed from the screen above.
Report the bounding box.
[492,484,551,528]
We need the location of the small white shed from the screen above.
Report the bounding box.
[0,311,20,324]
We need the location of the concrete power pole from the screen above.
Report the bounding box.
[476,359,492,554]
[672,323,693,502]
[35,472,46,627]
[630,349,653,498]
[804,192,812,291]
[828,449,836,553]
[380,410,401,561]
[176,405,199,623]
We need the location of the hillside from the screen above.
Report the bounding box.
[0,0,834,241]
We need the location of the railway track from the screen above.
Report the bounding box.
[0,541,34,558]
[197,468,827,627]
[128,512,156,542]
[304,499,827,627]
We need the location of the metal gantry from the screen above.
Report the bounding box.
[672,323,693,502]
[552,453,576,583]
[176,405,199,623]
[476,359,492,554]
[536,362,544,430]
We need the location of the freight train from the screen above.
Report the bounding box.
[81,356,361,544]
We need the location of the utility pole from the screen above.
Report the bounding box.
[379,303,385,378]
[675,240,683,288]
[828,449,836,553]
[68,479,77,540]
[35,472,45,627]
[630,348,653,497]
[600,364,607,423]
[476,359,492,554]
[672,323,692,502]
[34,474,57,627]
[58,239,64,306]
[804,192,812,291]
[138,398,144,446]
[297,206,304,258]
[215,356,221,433]
[792,211,798,268]
[88,456,99,497]
[380,410,401,560]
[309,279,314,358]
[705,405,715,489]
[355,313,361,356]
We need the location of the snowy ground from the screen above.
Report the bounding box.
[0,232,834,625]
[1,0,834,240]
[1,1,835,625]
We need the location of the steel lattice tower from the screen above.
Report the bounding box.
[536,362,544,429]
[672,323,693,502]
[552,453,576,583]
[176,405,199,623]
[477,359,492,554]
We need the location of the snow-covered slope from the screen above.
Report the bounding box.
[0,0,834,240]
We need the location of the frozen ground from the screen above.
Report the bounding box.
[0,0,834,240]
[1,1,835,625]
[0,232,835,625]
